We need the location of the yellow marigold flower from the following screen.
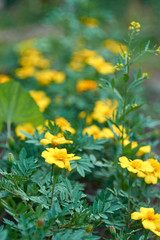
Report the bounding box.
[119,156,153,177]
[55,117,75,134]
[78,111,86,119]
[29,90,51,112]
[123,141,151,156]
[34,70,54,86]
[92,99,118,123]
[0,75,11,84]
[15,123,35,140]
[131,207,160,230]
[52,70,65,84]
[69,61,85,72]
[15,66,35,79]
[41,147,81,171]
[99,127,114,139]
[103,39,128,55]
[144,159,160,184]
[86,55,115,75]
[136,145,151,156]
[129,21,141,32]
[81,16,98,28]
[83,125,101,141]
[35,70,65,86]
[76,80,97,93]
[40,132,73,147]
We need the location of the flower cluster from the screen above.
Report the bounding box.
[119,156,160,184]
[86,99,118,124]
[41,121,80,171]
[69,48,114,74]
[29,90,51,112]
[0,74,11,84]
[15,40,65,85]
[76,80,97,93]
[103,39,128,56]
[131,207,160,237]
[129,21,141,32]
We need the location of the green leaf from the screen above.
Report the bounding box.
[0,81,43,126]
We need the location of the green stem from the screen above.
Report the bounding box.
[7,120,11,139]
[50,166,59,205]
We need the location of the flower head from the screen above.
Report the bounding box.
[40,132,73,147]
[15,123,35,140]
[55,117,75,134]
[29,90,51,112]
[144,158,160,184]
[103,39,128,56]
[129,21,141,32]
[76,80,97,93]
[0,75,11,84]
[41,147,81,171]
[119,156,153,177]
[83,125,101,140]
[131,207,160,230]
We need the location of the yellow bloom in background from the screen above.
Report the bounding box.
[112,125,128,140]
[40,132,73,147]
[103,39,128,55]
[99,127,114,139]
[15,123,35,140]
[0,75,11,84]
[81,16,99,28]
[129,21,141,32]
[76,80,97,93]
[144,158,160,184]
[136,145,151,156]
[41,147,81,171]
[15,66,35,79]
[122,141,151,156]
[34,70,55,86]
[118,156,153,177]
[86,55,115,74]
[52,70,66,84]
[131,207,160,230]
[55,117,75,134]
[35,70,65,86]
[69,49,97,72]
[78,111,86,119]
[29,90,51,112]
[83,125,101,140]
[91,99,118,123]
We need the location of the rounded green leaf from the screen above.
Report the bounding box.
[0,81,43,126]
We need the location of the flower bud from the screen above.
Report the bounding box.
[37,219,44,228]
[8,137,15,148]
[109,226,116,235]
[7,153,14,164]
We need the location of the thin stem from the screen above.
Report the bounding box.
[7,121,11,139]
[51,179,56,205]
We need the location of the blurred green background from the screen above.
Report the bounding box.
[0,0,159,119]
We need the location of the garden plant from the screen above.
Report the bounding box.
[0,2,160,239]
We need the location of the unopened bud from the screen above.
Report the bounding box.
[109,226,116,235]
[7,153,14,164]
[8,137,15,148]
[37,219,44,228]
